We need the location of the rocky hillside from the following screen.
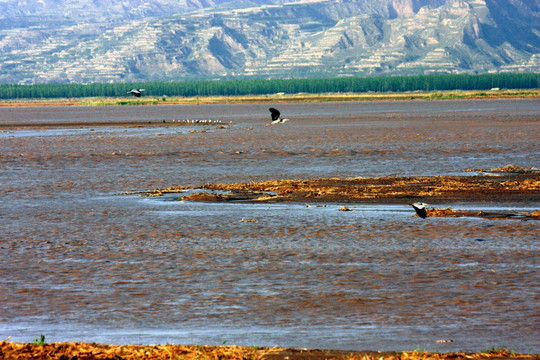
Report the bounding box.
[0,0,538,84]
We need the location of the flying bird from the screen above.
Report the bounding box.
[268,107,289,125]
[411,202,428,219]
[127,88,145,97]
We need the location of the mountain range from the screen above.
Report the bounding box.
[0,0,538,84]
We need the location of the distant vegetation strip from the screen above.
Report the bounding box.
[1,89,538,107]
[0,73,538,100]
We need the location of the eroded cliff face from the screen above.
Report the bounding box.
[0,0,538,83]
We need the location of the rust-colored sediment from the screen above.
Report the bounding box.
[1,342,537,360]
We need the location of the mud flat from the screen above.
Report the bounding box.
[1,342,538,360]
[1,100,538,353]
[146,167,539,219]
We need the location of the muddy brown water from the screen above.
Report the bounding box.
[0,99,538,352]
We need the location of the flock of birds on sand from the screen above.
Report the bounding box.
[128,88,431,218]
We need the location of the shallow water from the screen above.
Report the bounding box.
[0,99,539,352]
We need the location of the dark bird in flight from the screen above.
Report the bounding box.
[411,202,428,219]
[268,107,289,125]
[127,88,145,97]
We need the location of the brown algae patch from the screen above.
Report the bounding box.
[1,342,537,360]
[144,170,539,220]
[466,165,540,174]
[425,207,540,220]
[146,172,540,205]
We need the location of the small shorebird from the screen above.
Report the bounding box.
[411,202,428,218]
[127,88,145,97]
[267,107,289,125]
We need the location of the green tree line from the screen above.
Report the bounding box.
[0,73,538,99]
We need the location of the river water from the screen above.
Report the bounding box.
[0,99,538,352]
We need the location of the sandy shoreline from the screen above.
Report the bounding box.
[1,342,538,360]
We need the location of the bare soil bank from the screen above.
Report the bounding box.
[1,342,538,360]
